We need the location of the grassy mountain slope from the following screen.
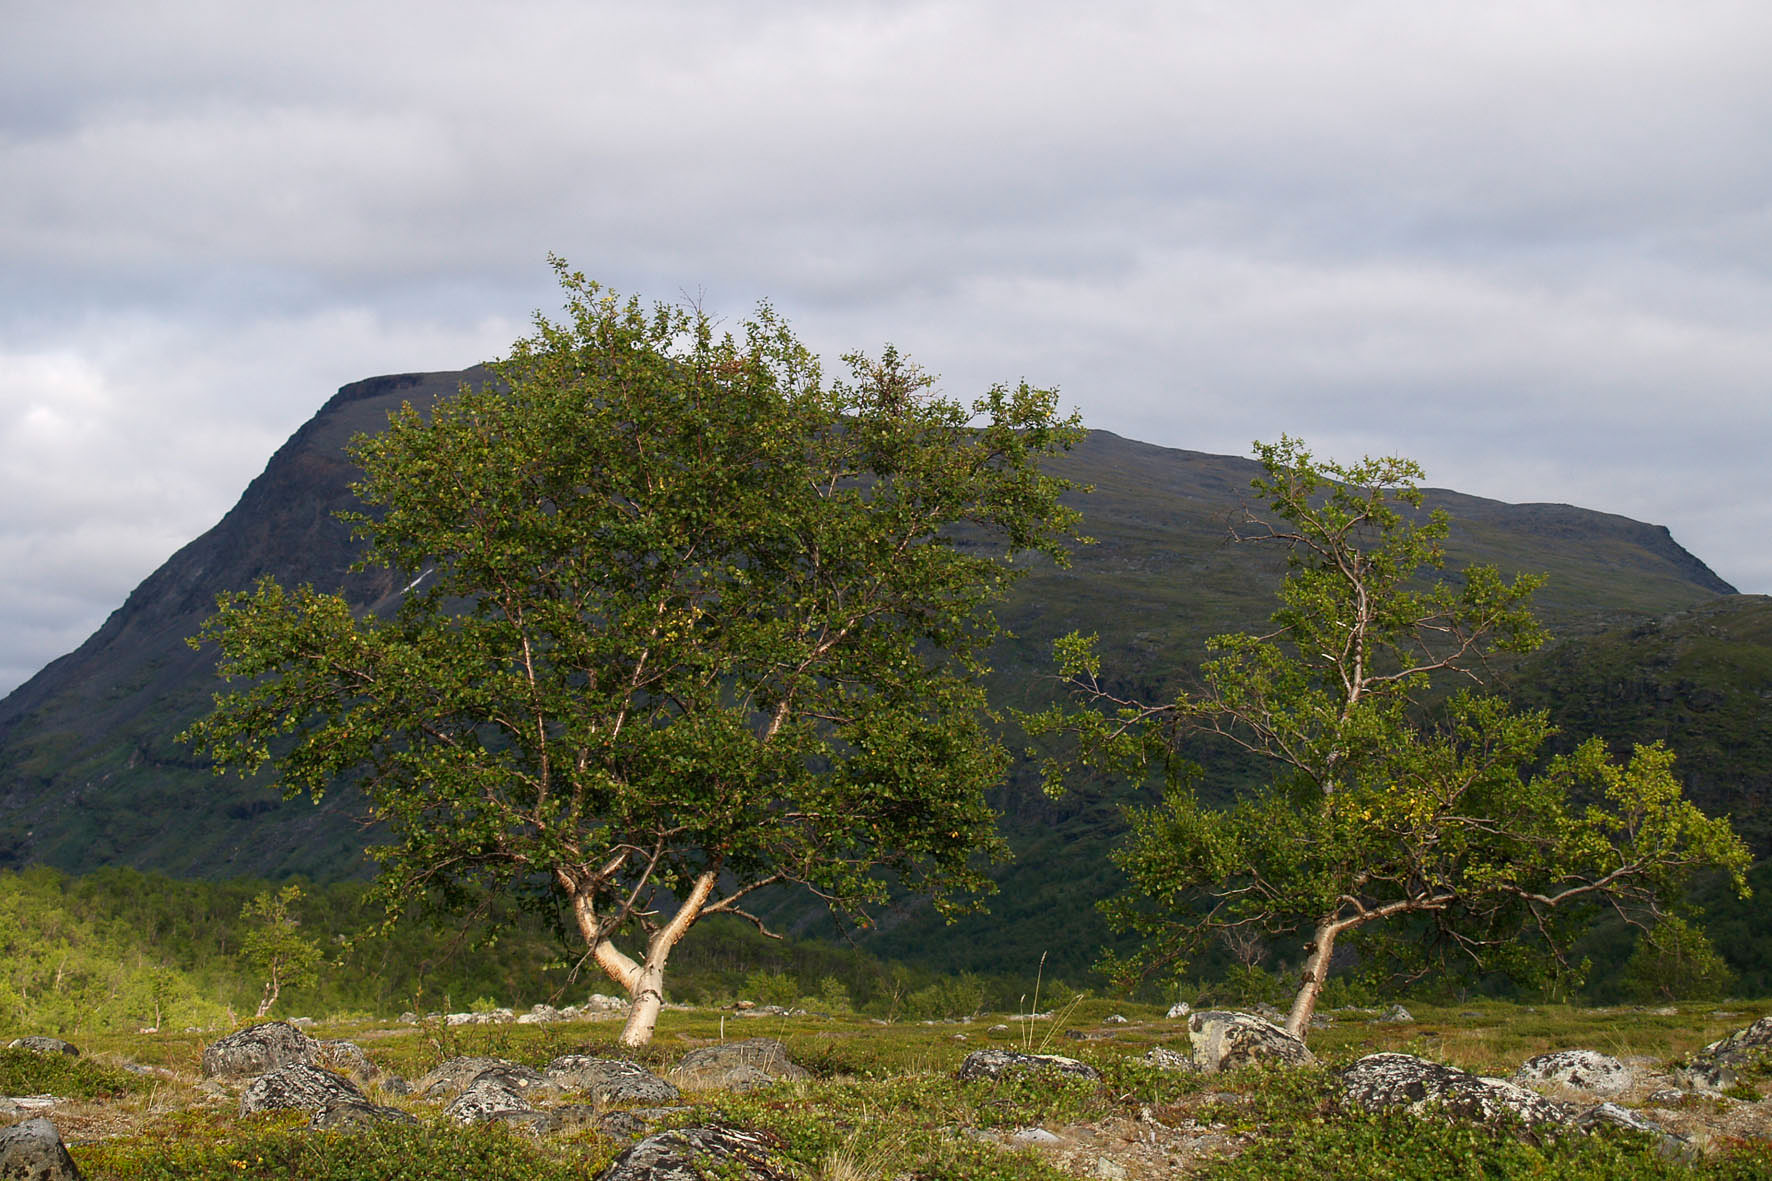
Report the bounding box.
[0,368,1746,981]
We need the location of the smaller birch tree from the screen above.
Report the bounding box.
[1029,437,1748,1039]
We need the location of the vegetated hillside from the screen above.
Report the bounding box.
[0,367,1742,981]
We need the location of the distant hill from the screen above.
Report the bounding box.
[0,367,1746,978]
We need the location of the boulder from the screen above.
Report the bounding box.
[1187,1010,1314,1072]
[6,1037,78,1058]
[1513,1050,1632,1097]
[240,1064,366,1116]
[585,993,630,1012]
[317,1039,378,1082]
[598,1124,791,1181]
[202,1021,321,1080]
[955,1049,1102,1083]
[1166,1002,1191,1020]
[1375,1004,1415,1024]
[1141,1046,1199,1073]
[412,1056,519,1099]
[517,1004,565,1025]
[308,1096,419,1131]
[443,1076,537,1124]
[1339,1053,1568,1128]
[0,1117,82,1181]
[671,1039,809,1093]
[463,1062,558,1100]
[546,1056,680,1104]
[1679,1015,1772,1093]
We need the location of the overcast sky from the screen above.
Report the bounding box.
[3,1,1770,696]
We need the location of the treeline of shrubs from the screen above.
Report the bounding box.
[1,861,1760,1040]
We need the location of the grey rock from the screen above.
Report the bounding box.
[1141,1046,1199,1073]
[0,1096,56,1117]
[1514,1050,1632,1096]
[1681,1014,1772,1093]
[517,1004,565,1025]
[6,1038,78,1058]
[1375,1004,1414,1024]
[1646,1088,1685,1105]
[597,1124,791,1181]
[465,1062,558,1099]
[1340,1053,1568,1128]
[1253,1003,1286,1022]
[546,1056,679,1104]
[307,1096,419,1131]
[955,1049,1102,1083]
[317,1039,378,1081]
[585,993,630,1011]
[241,1064,366,1116]
[1166,1002,1191,1019]
[412,1055,517,1099]
[0,1117,82,1181]
[1103,1014,1128,1025]
[671,1039,809,1092]
[444,1076,536,1124]
[1575,1102,1663,1134]
[202,1021,321,1079]
[380,1075,411,1097]
[1187,1010,1314,1073]
[1011,1127,1062,1144]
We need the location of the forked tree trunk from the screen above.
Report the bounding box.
[255,976,279,1019]
[573,869,720,1049]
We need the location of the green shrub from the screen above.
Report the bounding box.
[0,1048,150,1101]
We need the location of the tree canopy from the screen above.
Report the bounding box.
[184,263,1084,1045]
[1029,437,1748,1037]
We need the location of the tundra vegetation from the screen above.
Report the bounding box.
[182,263,1084,1047]
[1027,438,1751,1038]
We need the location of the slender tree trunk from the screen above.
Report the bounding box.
[1285,920,1340,1040]
[582,869,718,1049]
[256,975,278,1019]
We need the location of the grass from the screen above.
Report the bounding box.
[7,999,1768,1179]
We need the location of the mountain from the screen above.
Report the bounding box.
[0,367,1747,976]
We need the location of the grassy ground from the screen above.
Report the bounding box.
[9,999,1772,1179]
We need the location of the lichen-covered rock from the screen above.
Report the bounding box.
[671,1039,809,1092]
[1187,1011,1314,1073]
[317,1039,378,1082]
[546,1056,679,1104]
[240,1064,366,1115]
[202,1021,321,1080]
[443,1075,537,1124]
[1141,1047,1199,1072]
[597,1124,790,1181]
[0,1117,82,1180]
[1514,1050,1632,1096]
[1679,1015,1772,1093]
[1166,1002,1191,1019]
[1375,1004,1415,1024]
[1340,1053,1568,1128]
[7,1037,78,1057]
[955,1049,1102,1083]
[465,1062,558,1099]
[307,1096,419,1131]
[412,1056,519,1099]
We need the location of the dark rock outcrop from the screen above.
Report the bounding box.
[0,1117,82,1180]
[443,1076,538,1125]
[956,1049,1102,1083]
[240,1064,366,1116]
[202,1022,320,1080]
[546,1056,679,1104]
[1679,1015,1772,1092]
[412,1055,518,1100]
[308,1096,418,1131]
[6,1037,78,1057]
[597,1124,790,1181]
[1187,1010,1314,1072]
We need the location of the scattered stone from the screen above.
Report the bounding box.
[1187,1010,1314,1073]
[547,1056,680,1104]
[1166,1001,1191,1019]
[1514,1050,1633,1097]
[0,1117,82,1181]
[1141,1046,1198,1072]
[1253,1003,1285,1023]
[1576,1102,1664,1135]
[465,1062,559,1099]
[380,1075,412,1097]
[671,1039,809,1092]
[6,1037,78,1057]
[1339,1053,1567,1128]
[1646,1088,1685,1105]
[1650,1006,1679,1017]
[202,1021,321,1080]
[308,1096,419,1131]
[288,1017,315,1027]
[444,1076,537,1124]
[1103,1014,1128,1025]
[1375,1004,1414,1024]
[241,1064,366,1116]
[397,1011,420,1024]
[598,1124,791,1181]
[989,1024,1011,1034]
[1011,1127,1063,1144]
[956,1049,1102,1083]
[517,1004,565,1025]
[412,1056,518,1100]
[585,993,630,1012]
